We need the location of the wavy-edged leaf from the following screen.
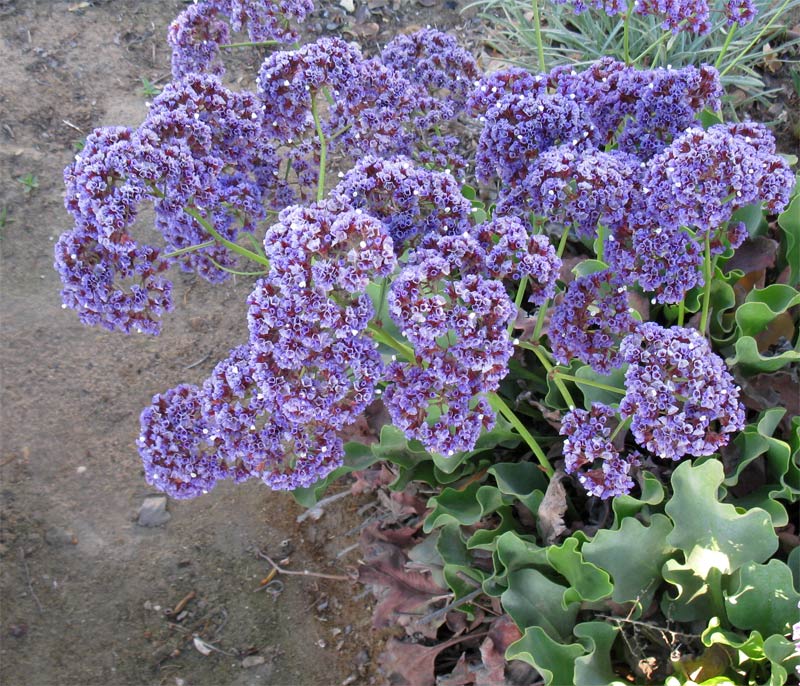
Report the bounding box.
[573,622,620,686]
[777,179,800,286]
[724,408,799,527]
[665,460,778,578]
[661,558,713,622]
[424,483,508,533]
[574,365,627,409]
[489,461,548,514]
[583,513,675,615]
[734,284,800,338]
[502,567,579,640]
[506,625,584,686]
[485,530,549,595]
[611,470,665,527]
[728,335,800,374]
[724,560,800,637]
[547,536,613,607]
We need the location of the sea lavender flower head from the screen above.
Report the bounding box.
[550,270,639,374]
[168,0,313,79]
[138,384,229,498]
[619,323,745,460]
[560,404,640,499]
[496,146,642,239]
[476,92,598,187]
[468,216,562,305]
[329,156,472,249]
[257,37,364,143]
[380,28,481,114]
[644,123,795,245]
[467,67,548,117]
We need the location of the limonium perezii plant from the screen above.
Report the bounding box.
[55,0,800,682]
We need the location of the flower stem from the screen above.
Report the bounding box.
[531,0,546,73]
[609,415,631,441]
[532,226,570,342]
[519,342,577,409]
[507,275,529,335]
[367,323,415,361]
[714,24,737,70]
[184,207,270,267]
[163,240,216,259]
[219,40,281,49]
[720,0,791,77]
[486,392,554,477]
[310,94,327,203]
[677,298,685,327]
[623,0,634,64]
[554,372,625,395]
[699,232,715,336]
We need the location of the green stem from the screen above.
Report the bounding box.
[520,342,578,409]
[507,275,529,335]
[623,0,634,65]
[184,207,270,267]
[632,29,671,66]
[208,256,269,277]
[720,0,792,77]
[677,298,686,327]
[531,0,546,73]
[554,372,626,395]
[532,226,571,342]
[367,323,415,361]
[163,240,216,259]
[714,24,737,70]
[707,568,728,626]
[243,232,268,260]
[596,223,606,263]
[609,415,631,441]
[219,40,281,49]
[310,94,327,203]
[699,233,715,336]
[486,392,554,478]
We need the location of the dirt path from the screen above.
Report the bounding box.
[0,2,397,684]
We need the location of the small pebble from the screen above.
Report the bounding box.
[137,496,171,527]
[242,655,266,668]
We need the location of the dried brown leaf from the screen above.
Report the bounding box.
[537,472,568,544]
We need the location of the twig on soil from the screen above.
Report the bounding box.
[335,542,360,559]
[62,119,84,134]
[418,588,482,625]
[256,549,352,581]
[18,550,43,613]
[184,352,211,370]
[295,489,351,523]
[165,590,196,617]
[597,614,702,640]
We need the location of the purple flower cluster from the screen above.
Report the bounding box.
[329,155,472,249]
[549,270,639,373]
[139,202,398,495]
[619,323,745,460]
[56,75,282,332]
[550,0,757,33]
[384,253,515,455]
[643,123,794,248]
[560,404,639,499]
[380,28,480,124]
[168,0,313,79]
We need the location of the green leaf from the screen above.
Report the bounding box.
[489,461,548,514]
[485,530,549,595]
[735,284,800,338]
[547,537,613,607]
[574,365,627,409]
[665,460,778,578]
[466,506,520,549]
[502,568,579,640]
[728,335,800,374]
[506,626,583,686]
[291,441,377,507]
[724,409,798,527]
[730,201,767,238]
[701,617,766,661]
[583,513,675,615]
[699,108,724,128]
[423,483,508,532]
[573,622,620,686]
[763,635,800,686]
[572,259,609,278]
[662,559,713,622]
[611,470,665,526]
[777,180,800,286]
[725,560,800,637]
